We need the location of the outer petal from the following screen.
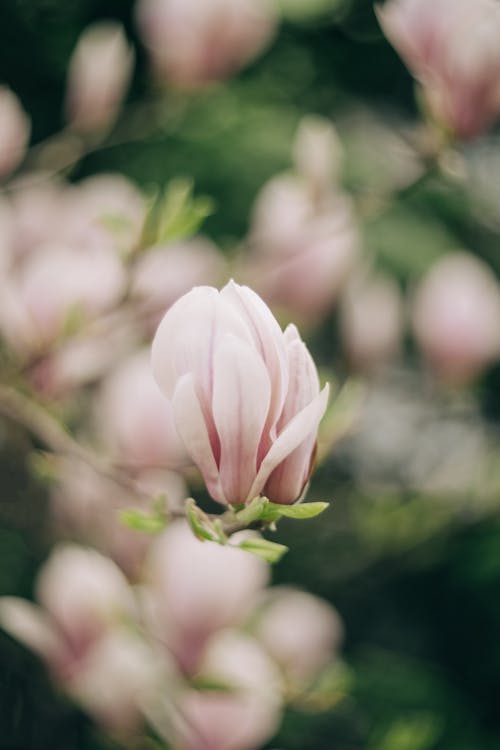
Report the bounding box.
[248,383,329,501]
[264,334,321,503]
[212,334,271,505]
[221,281,289,450]
[172,373,227,504]
[0,597,59,661]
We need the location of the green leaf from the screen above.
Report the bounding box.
[120,509,167,534]
[234,496,270,525]
[238,537,289,564]
[185,498,221,543]
[267,501,329,520]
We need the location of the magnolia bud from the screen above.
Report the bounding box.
[0,86,30,178]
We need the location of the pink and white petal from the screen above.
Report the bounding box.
[263,432,316,504]
[0,597,60,661]
[278,337,319,429]
[248,383,329,501]
[221,281,289,439]
[172,373,227,505]
[212,335,271,505]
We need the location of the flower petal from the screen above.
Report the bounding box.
[172,373,227,505]
[248,383,329,501]
[212,335,271,505]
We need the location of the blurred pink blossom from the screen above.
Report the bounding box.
[340,271,404,373]
[174,630,282,750]
[255,587,343,684]
[132,237,226,331]
[135,0,277,88]
[152,282,329,506]
[95,349,189,470]
[246,176,359,325]
[0,86,30,178]
[144,521,269,673]
[412,252,500,384]
[377,0,500,140]
[65,22,134,132]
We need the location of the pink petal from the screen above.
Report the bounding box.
[0,597,59,662]
[248,383,329,501]
[172,373,227,505]
[212,335,271,505]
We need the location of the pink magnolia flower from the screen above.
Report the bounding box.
[255,587,343,684]
[152,281,329,506]
[173,631,282,750]
[144,521,269,673]
[377,0,500,140]
[135,0,277,88]
[65,22,134,132]
[0,86,30,178]
[411,252,500,384]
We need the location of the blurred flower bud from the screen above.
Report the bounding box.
[132,237,226,332]
[0,240,125,360]
[0,86,30,178]
[152,281,329,506]
[247,176,359,325]
[255,587,343,684]
[175,631,282,750]
[411,253,500,384]
[377,0,500,140]
[51,459,187,578]
[95,349,189,471]
[144,521,269,673]
[136,0,277,88]
[292,115,344,196]
[340,271,404,373]
[65,22,134,132]
[0,545,134,682]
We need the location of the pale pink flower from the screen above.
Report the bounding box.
[174,631,282,750]
[65,22,134,132]
[292,115,344,196]
[152,281,329,506]
[95,349,189,470]
[0,545,135,683]
[0,86,30,178]
[377,0,500,140]
[132,237,226,331]
[412,253,500,384]
[144,521,269,673]
[136,0,277,88]
[255,587,343,684]
[340,271,403,373]
[247,176,359,325]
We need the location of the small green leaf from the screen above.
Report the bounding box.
[120,509,166,534]
[235,496,270,525]
[185,498,220,542]
[238,537,289,564]
[268,501,330,520]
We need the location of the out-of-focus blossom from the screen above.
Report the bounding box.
[246,176,359,325]
[0,546,134,682]
[377,0,500,140]
[132,237,226,331]
[51,459,187,578]
[135,0,277,88]
[174,630,282,750]
[152,282,329,506]
[0,86,30,178]
[144,521,269,673]
[0,240,125,360]
[69,627,162,735]
[65,22,134,132]
[95,349,189,470]
[411,253,500,384]
[340,271,404,373]
[254,587,343,684]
